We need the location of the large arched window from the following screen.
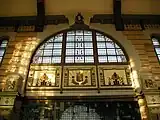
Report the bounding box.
[0,38,8,64]
[152,37,160,62]
[32,30,128,64]
[33,33,63,63]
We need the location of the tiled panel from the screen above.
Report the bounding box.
[27,65,61,89]
[63,66,97,89]
[99,67,132,88]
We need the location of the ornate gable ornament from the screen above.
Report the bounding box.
[70,13,89,29]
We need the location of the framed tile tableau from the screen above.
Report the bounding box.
[27,66,61,88]
[63,66,97,89]
[99,68,132,87]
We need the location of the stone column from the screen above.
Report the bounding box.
[135,89,150,120]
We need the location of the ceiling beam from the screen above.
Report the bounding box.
[36,0,45,32]
[113,0,124,30]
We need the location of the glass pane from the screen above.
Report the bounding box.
[84,31,92,35]
[106,42,115,48]
[98,49,106,55]
[48,38,54,43]
[42,57,51,63]
[85,42,93,48]
[0,57,2,62]
[97,42,106,48]
[152,38,159,45]
[108,56,117,62]
[37,57,42,63]
[105,37,112,42]
[84,36,92,41]
[67,31,75,35]
[75,56,84,63]
[54,34,63,42]
[0,44,7,47]
[96,32,102,36]
[75,36,83,42]
[66,49,74,55]
[35,50,43,57]
[0,49,5,56]
[45,43,53,49]
[54,43,62,48]
[39,45,45,50]
[67,35,74,41]
[85,56,94,63]
[65,57,74,63]
[75,49,84,55]
[43,50,52,56]
[107,49,116,55]
[85,49,93,55]
[76,30,83,35]
[116,49,124,55]
[155,48,160,54]
[52,57,61,63]
[2,40,8,44]
[158,55,160,60]
[96,36,105,41]
[98,56,107,62]
[66,43,74,48]
[0,40,8,47]
[53,49,61,55]
[75,42,84,48]
[117,56,127,62]
[115,44,120,48]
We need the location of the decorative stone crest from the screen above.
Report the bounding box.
[144,79,157,88]
[75,12,84,24]
[4,73,23,91]
[70,13,89,29]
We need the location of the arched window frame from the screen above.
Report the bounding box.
[0,37,8,65]
[151,36,160,62]
[31,29,129,65]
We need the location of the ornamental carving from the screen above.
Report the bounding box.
[4,74,22,91]
[144,79,157,88]
[75,12,84,24]
[0,97,15,106]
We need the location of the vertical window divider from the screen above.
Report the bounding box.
[105,37,109,62]
[92,31,100,93]
[51,37,54,63]
[83,30,85,63]
[74,31,76,63]
[60,33,66,93]
[113,42,118,62]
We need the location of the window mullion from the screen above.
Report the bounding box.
[83,31,85,63]
[61,33,66,64]
[92,31,98,65]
